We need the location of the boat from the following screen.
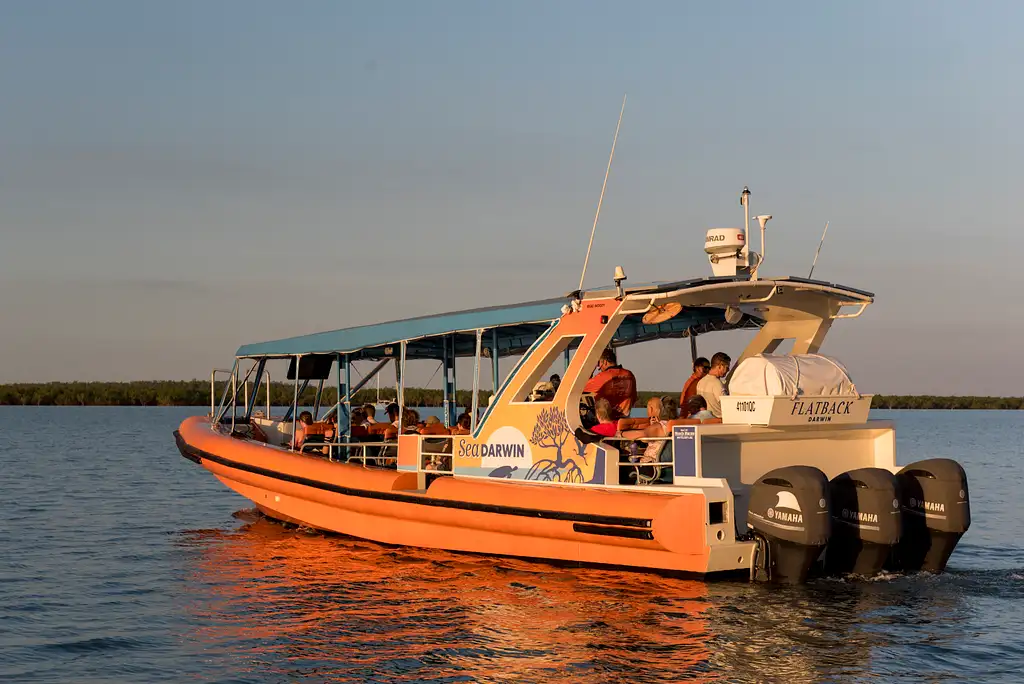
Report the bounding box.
[175,188,970,583]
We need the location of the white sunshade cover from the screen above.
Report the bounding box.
[728,353,859,397]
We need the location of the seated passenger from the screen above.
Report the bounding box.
[349,408,370,439]
[450,413,472,435]
[684,395,716,422]
[528,381,555,402]
[290,411,314,449]
[583,348,638,420]
[420,415,451,436]
[549,374,561,390]
[620,396,678,463]
[361,404,378,426]
[590,397,619,438]
[403,409,422,433]
[385,402,400,426]
[696,352,731,418]
[617,396,663,432]
[679,357,710,414]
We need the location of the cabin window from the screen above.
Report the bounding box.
[509,335,583,403]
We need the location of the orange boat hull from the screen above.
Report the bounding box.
[176,416,751,576]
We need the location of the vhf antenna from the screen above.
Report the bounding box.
[577,94,627,293]
[808,221,830,279]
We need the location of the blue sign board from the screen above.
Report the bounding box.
[672,425,697,478]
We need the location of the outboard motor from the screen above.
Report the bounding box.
[825,468,901,577]
[888,458,970,574]
[748,466,830,583]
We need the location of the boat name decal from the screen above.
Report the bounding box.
[790,399,855,422]
[458,442,528,460]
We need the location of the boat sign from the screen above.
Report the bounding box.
[721,395,873,426]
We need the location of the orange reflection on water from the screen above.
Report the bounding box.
[178,511,720,682]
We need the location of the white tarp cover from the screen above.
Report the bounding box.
[728,354,858,397]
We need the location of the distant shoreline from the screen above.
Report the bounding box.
[0,381,1020,410]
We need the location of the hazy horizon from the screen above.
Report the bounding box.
[2,2,1020,395]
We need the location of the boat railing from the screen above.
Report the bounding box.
[299,440,399,468]
[602,436,674,486]
[209,368,235,419]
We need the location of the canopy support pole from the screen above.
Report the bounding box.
[283,378,309,422]
[491,328,499,396]
[442,336,451,428]
[340,354,350,439]
[397,341,407,433]
[449,333,458,426]
[313,378,325,421]
[290,356,301,450]
[471,329,483,432]
[243,358,266,421]
[690,329,698,365]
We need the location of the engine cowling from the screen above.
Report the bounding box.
[825,468,902,576]
[748,466,830,583]
[887,458,970,574]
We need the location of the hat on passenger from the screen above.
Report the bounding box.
[528,381,555,401]
[425,415,441,425]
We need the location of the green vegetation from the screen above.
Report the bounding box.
[0,382,1021,409]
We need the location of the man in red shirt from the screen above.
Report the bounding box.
[679,357,711,416]
[583,348,638,420]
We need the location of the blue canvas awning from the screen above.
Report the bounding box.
[235,293,758,361]
[236,298,569,360]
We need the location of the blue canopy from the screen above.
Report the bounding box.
[235,292,757,361]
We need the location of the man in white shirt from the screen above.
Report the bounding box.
[696,352,731,418]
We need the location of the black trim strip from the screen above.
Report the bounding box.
[174,430,652,529]
[573,523,655,540]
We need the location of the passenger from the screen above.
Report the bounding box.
[385,403,400,426]
[617,396,662,432]
[679,357,711,415]
[290,411,314,449]
[684,395,716,422]
[420,415,450,436]
[403,409,423,433]
[549,374,561,390]
[583,348,638,420]
[349,408,370,439]
[450,413,472,435]
[361,404,378,425]
[696,352,731,418]
[621,396,678,463]
[528,381,555,402]
[590,397,619,438]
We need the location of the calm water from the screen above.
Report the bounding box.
[1,408,1022,683]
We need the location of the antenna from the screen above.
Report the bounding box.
[808,221,830,279]
[578,94,627,293]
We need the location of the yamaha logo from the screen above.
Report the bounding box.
[766,507,802,524]
[841,508,878,524]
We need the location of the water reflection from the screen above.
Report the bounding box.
[176,511,977,683]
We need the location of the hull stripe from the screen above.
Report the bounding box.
[175,431,653,529]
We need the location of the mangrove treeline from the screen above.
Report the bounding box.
[0,382,1021,410]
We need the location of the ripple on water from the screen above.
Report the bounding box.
[2,407,1024,682]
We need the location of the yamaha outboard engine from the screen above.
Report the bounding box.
[888,458,970,574]
[748,466,830,583]
[825,468,901,576]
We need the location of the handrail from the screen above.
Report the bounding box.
[210,368,235,417]
[830,302,870,319]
